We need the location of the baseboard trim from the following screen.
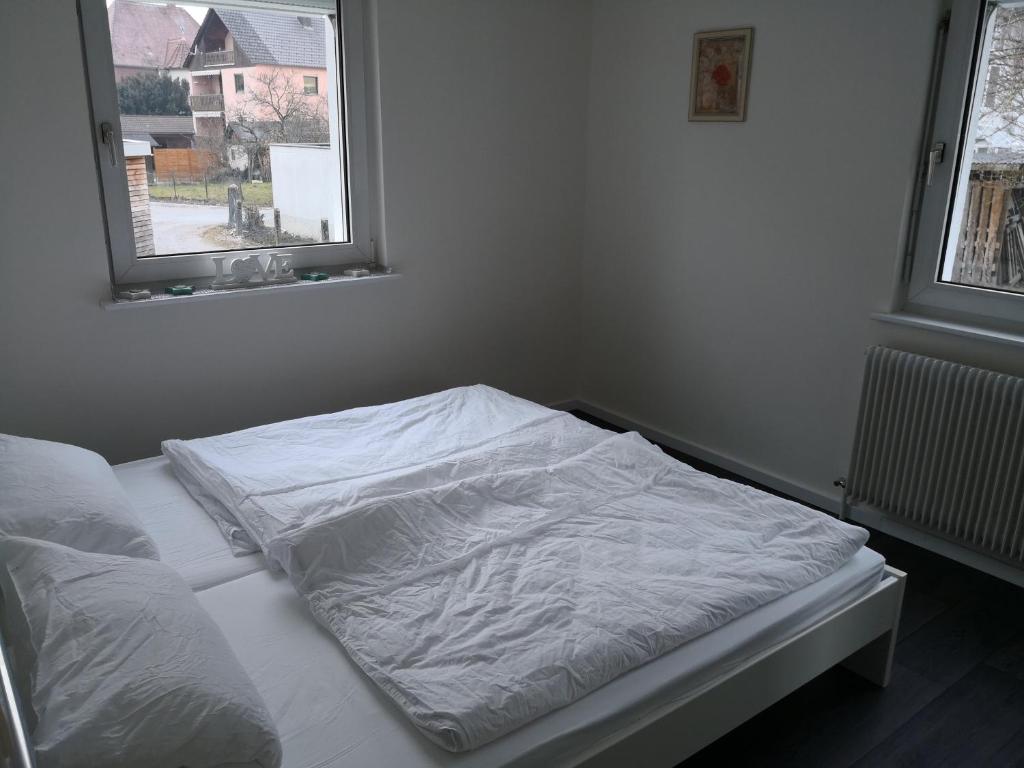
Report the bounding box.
[547,399,584,412]
[572,399,842,515]
[846,506,1024,589]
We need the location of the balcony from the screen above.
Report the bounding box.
[190,93,225,112]
[194,49,235,68]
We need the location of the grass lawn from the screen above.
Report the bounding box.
[149,181,274,207]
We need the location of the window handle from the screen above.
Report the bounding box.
[926,141,945,186]
[100,122,118,167]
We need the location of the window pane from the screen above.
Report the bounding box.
[942,5,1024,294]
[105,0,348,257]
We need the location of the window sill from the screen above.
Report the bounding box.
[871,311,1024,349]
[102,271,399,310]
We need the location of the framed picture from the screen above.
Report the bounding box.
[689,27,753,122]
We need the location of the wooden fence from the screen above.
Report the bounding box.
[951,179,1006,287]
[153,148,219,182]
[949,175,1024,290]
[1004,189,1024,287]
[126,156,154,257]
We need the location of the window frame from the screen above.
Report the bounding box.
[304,75,319,94]
[78,0,375,287]
[234,72,245,93]
[906,0,1024,326]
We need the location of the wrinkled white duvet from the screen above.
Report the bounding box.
[163,386,869,752]
[162,385,580,554]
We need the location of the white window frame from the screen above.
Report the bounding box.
[78,0,375,286]
[907,0,1024,326]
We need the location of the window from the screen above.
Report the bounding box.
[907,0,1024,325]
[79,0,374,288]
[304,75,319,94]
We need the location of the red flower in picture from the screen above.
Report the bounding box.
[711,64,732,87]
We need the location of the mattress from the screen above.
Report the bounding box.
[196,547,886,768]
[113,457,264,591]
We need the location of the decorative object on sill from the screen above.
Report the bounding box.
[210,252,297,291]
[343,268,371,278]
[117,288,151,301]
[689,27,753,122]
[301,272,329,281]
[165,285,194,296]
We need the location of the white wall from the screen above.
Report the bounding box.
[268,144,340,240]
[581,0,1024,510]
[4,0,1023,502]
[0,0,590,463]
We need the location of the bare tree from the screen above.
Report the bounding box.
[226,68,329,180]
[978,9,1024,144]
[230,68,329,144]
[194,130,228,161]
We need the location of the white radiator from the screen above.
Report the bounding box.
[846,346,1024,565]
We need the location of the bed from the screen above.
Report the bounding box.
[115,425,902,766]
[1,389,906,768]
[113,456,264,591]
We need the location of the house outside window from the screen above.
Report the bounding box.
[80,0,375,289]
[106,0,197,84]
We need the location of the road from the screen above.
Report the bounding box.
[150,201,274,255]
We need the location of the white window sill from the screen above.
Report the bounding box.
[102,271,399,310]
[871,311,1024,349]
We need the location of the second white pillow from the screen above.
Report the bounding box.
[0,433,159,559]
[0,536,282,768]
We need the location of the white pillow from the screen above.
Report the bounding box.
[0,536,282,768]
[0,434,159,559]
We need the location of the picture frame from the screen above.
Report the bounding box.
[689,27,754,122]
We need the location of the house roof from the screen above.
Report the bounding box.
[108,1,199,71]
[120,115,195,136]
[198,9,326,69]
[123,132,158,146]
[973,148,1024,168]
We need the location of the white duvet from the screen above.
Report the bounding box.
[163,386,869,752]
[162,385,584,554]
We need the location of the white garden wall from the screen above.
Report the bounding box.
[268,143,345,241]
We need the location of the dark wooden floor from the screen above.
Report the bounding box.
[571,411,1024,768]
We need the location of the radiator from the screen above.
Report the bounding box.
[846,346,1024,565]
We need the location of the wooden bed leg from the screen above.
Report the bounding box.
[840,569,905,687]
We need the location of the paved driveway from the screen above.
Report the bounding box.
[150,201,276,255]
[151,201,227,254]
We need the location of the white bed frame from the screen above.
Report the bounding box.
[0,566,904,768]
[0,632,34,768]
[578,566,906,767]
